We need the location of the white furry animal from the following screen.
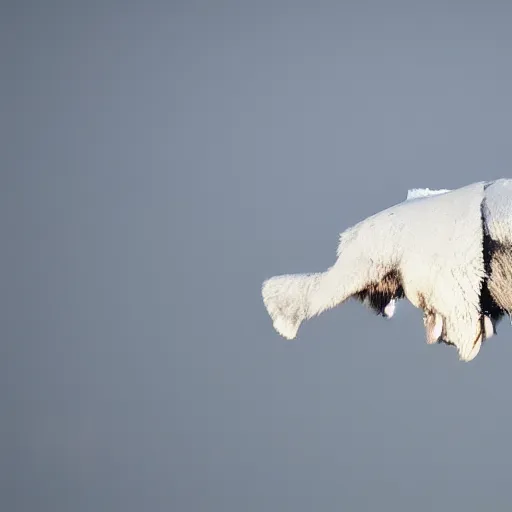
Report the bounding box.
[261,179,512,362]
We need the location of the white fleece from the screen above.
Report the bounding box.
[262,181,487,362]
[482,179,512,244]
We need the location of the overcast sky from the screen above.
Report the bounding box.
[4,1,512,511]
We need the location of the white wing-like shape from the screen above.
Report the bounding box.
[262,181,487,362]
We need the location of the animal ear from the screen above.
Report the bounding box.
[406,188,451,201]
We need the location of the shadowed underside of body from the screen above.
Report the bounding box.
[488,243,512,315]
[355,269,405,317]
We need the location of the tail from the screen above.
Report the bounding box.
[261,265,352,339]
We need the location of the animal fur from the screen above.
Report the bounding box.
[262,179,512,362]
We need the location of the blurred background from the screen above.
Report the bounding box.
[3,1,512,510]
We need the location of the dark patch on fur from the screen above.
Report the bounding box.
[480,199,506,325]
[356,269,405,316]
[438,339,455,347]
[488,243,512,315]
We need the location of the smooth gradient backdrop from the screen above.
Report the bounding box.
[4,1,512,511]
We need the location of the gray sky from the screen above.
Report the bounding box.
[4,1,512,511]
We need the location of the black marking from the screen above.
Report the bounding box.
[355,269,405,317]
[480,198,504,325]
